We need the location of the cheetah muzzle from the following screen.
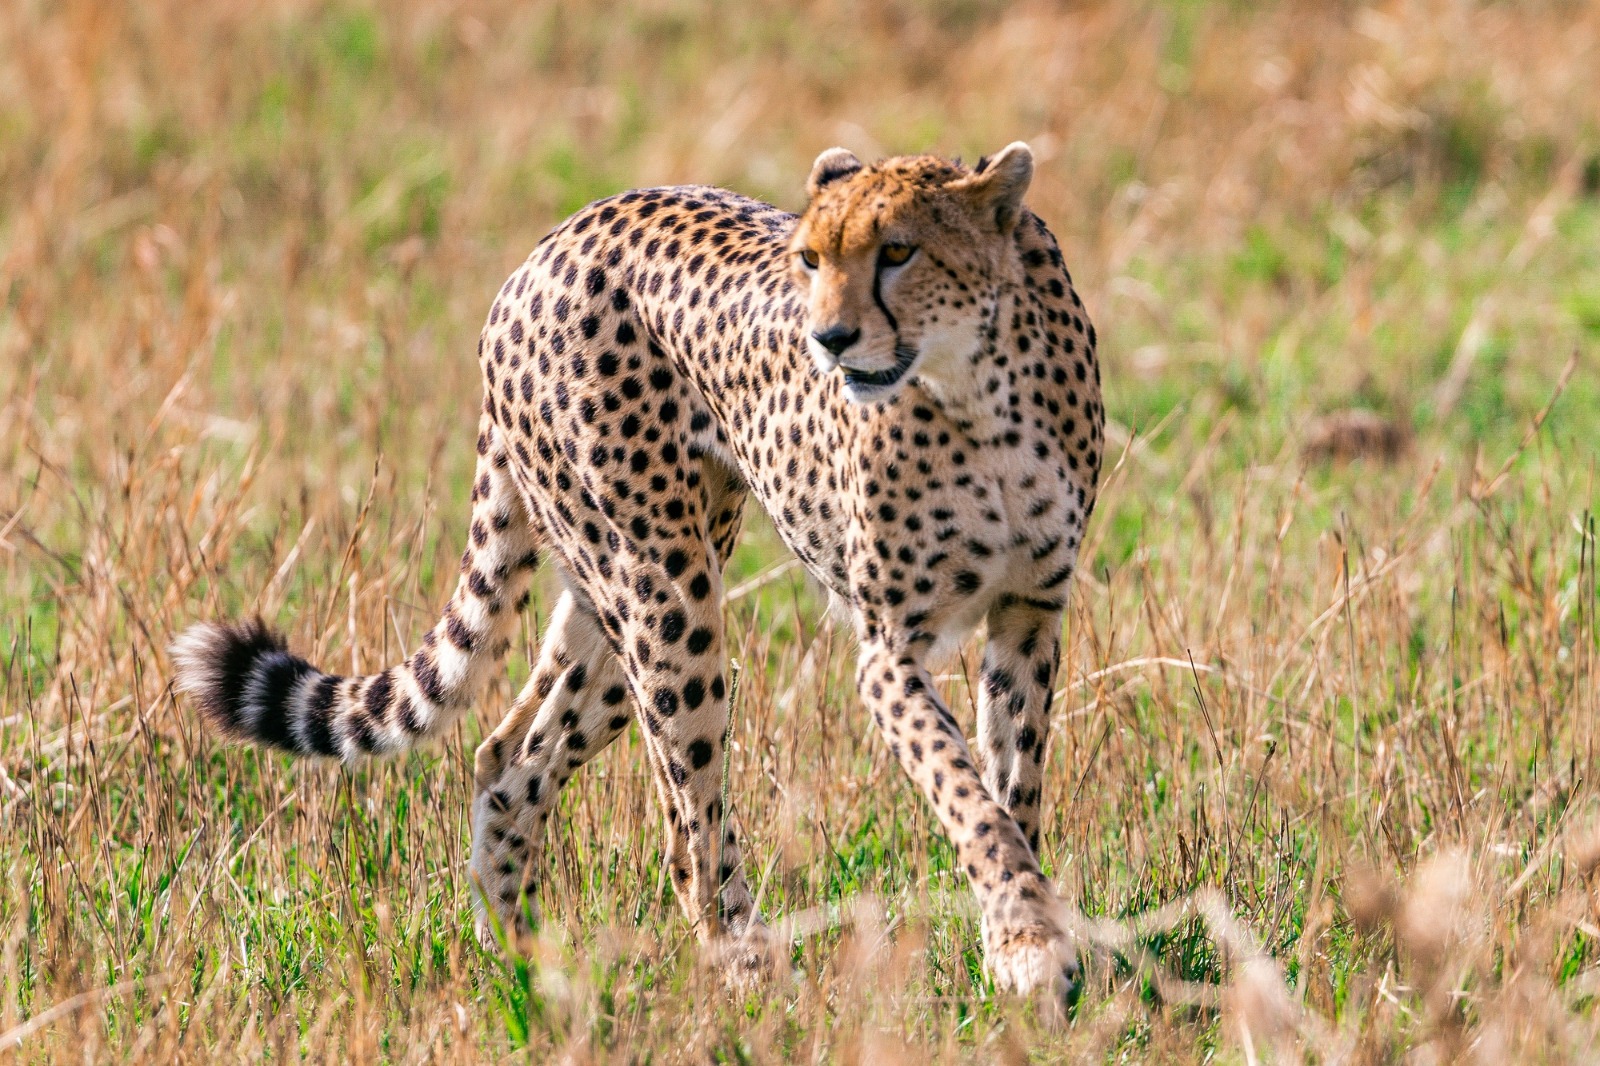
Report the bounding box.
[171,141,1105,1006]
[841,342,920,399]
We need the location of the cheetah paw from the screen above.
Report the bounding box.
[706,921,784,992]
[987,924,1079,1005]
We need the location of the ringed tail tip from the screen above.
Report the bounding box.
[170,618,301,745]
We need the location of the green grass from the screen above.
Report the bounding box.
[2,0,1600,1060]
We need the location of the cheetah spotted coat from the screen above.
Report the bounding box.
[173,144,1103,997]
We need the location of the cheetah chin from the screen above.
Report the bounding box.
[840,344,920,401]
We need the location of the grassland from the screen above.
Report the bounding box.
[2,0,1599,1060]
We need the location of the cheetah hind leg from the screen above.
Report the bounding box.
[625,643,783,992]
[469,590,636,947]
[468,589,782,988]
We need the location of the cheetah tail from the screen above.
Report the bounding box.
[170,418,542,761]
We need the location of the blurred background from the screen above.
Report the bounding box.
[6,0,1597,495]
[2,0,1599,1060]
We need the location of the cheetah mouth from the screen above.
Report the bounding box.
[841,345,919,395]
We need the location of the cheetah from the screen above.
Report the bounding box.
[172,142,1103,998]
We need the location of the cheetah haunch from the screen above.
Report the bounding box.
[173,143,1103,999]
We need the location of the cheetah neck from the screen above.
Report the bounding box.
[910,285,1022,444]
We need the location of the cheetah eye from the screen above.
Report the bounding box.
[798,248,820,270]
[878,243,915,268]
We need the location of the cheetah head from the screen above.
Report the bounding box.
[788,143,1035,403]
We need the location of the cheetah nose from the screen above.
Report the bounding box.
[811,325,861,357]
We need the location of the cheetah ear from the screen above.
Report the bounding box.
[806,147,863,198]
[948,141,1034,234]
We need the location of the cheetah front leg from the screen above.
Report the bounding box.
[976,599,1064,858]
[856,641,1075,999]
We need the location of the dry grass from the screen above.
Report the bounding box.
[2,0,1600,1060]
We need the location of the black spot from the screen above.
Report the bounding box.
[411,651,446,705]
[446,611,476,652]
[660,610,686,644]
[683,677,705,709]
